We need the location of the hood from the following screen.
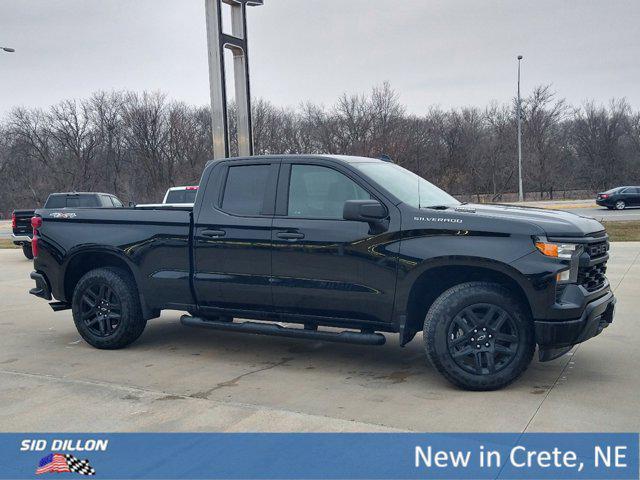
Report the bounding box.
[463,203,604,237]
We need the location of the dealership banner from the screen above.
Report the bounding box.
[0,433,637,479]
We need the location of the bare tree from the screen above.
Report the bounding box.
[1,84,639,217]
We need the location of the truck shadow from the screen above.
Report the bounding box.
[133,314,433,384]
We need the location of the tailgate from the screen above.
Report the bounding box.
[13,211,34,236]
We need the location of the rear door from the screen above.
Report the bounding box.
[271,160,399,325]
[629,187,640,206]
[193,160,279,314]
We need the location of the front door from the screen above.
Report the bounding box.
[193,161,278,314]
[271,161,399,325]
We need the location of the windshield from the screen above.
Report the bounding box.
[353,162,459,208]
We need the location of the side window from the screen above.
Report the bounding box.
[110,196,123,207]
[288,164,371,219]
[221,164,271,216]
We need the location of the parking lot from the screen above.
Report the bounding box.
[1,243,639,433]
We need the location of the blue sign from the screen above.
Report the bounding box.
[1,433,637,479]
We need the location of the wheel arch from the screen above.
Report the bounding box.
[398,258,533,346]
[63,247,157,320]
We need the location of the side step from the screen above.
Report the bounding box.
[180,315,386,346]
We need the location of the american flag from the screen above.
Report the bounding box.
[36,454,70,474]
[36,453,96,476]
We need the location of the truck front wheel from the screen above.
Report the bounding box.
[71,267,146,349]
[424,282,535,391]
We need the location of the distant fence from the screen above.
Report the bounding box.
[456,189,595,203]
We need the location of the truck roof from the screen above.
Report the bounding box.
[48,192,116,196]
[206,154,388,167]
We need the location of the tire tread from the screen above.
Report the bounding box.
[424,281,535,391]
[72,267,146,349]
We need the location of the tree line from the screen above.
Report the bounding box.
[1,83,639,216]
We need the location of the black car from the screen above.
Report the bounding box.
[596,186,640,210]
[28,155,615,390]
[12,192,124,259]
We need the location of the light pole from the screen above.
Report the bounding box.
[516,55,524,202]
[1,47,15,53]
[205,0,262,159]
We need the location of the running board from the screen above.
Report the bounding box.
[180,315,386,346]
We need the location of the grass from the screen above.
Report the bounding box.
[603,221,640,242]
[0,239,20,249]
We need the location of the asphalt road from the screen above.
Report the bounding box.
[1,244,639,432]
[569,207,640,222]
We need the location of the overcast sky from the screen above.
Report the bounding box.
[1,0,638,116]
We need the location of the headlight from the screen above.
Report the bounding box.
[534,238,581,285]
[535,241,578,259]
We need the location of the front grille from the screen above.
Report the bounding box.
[586,241,608,259]
[578,262,607,292]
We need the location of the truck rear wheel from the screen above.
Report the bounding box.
[423,282,534,391]
[22,244,33,259]
[71,267,146,349]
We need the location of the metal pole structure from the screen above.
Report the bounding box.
[204,0,263,159]
[517,55,524,202]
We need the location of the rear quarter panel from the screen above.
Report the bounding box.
[34,208,193,308]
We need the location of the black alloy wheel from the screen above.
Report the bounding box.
[423,282,535,390]
[80,283,122,337]
[446,303,519,375]
[72,267,146,349]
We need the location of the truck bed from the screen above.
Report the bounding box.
[34,206,194,310]
[12,209,35,238]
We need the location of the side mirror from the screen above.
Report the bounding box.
[343,199,387,222]
[128,201,136,207]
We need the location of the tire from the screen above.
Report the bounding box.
[22,244,33,260]
[424,282,535,391]
[615,200,626,210]
[72,267,146,349]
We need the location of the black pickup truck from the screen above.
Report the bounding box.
[28,155,615,390]
[12,192,124,259]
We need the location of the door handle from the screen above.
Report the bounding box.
[276,232,305,240]
[201,229,226,238]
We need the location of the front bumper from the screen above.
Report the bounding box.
[11,233,31,245]
[535,290,615,361]
[29,271,52,300]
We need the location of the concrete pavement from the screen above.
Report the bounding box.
[1,245,639,432]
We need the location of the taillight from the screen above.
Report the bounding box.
[186,186,199,190]
[11,213,16,229]
[601,194,609,199]
[31,216,42,258]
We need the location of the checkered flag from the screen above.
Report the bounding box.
[64,454,96,476]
